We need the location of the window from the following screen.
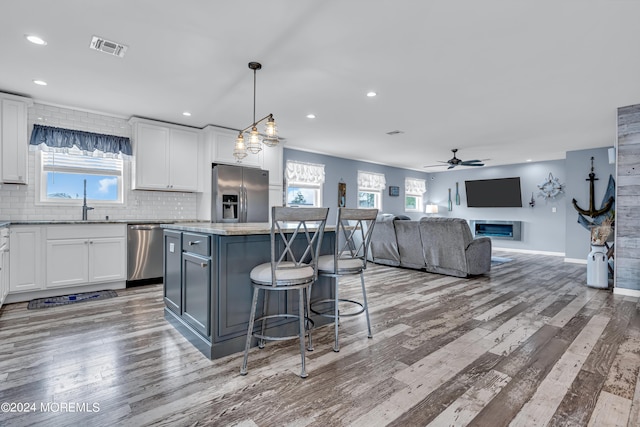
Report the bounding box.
[285,161,325,207]
[357,171,386,210]
[38,147,124,204]
[405,178,426,212]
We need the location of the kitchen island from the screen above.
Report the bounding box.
[160,222,334,359]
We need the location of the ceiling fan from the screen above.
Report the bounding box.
[423,149,485,169]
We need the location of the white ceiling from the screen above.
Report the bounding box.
[2,1,639,172]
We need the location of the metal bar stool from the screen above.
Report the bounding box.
[312,207,378,352]
[240,206,329,378]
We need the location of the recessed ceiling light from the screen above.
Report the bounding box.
[26,35,47,45]
[33,79,47,86]
[526,159,532,162]
[306,114,316,119]
[367,91,377,97]
[182,111,191,117]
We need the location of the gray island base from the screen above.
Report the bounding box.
[161,222,334,359]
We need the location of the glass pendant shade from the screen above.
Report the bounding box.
[233,134,248,160]
[246,126,263,154]
[262,116,279,147]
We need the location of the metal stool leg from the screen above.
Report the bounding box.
[240,286,260,375]
[333,276,340,352]
[258,288,269,349]
[360,271,372,339]
[305,286,314,351]
[298,288,308,378]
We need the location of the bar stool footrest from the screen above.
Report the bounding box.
[310,298,366,319]
[252,313,314,342]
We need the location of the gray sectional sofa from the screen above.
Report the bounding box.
[368,215,492,277]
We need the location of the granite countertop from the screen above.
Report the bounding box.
[161,222,273,235]
[2,219,198,226]
[162,222,335,236]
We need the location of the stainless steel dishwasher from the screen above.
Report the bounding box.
[127,224,163,286]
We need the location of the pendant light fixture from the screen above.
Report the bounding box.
[233,62,279,161]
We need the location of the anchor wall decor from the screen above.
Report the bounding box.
[572,157,614,218]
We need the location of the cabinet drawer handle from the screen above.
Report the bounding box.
[188,241,201,245]
[200,262,207,268]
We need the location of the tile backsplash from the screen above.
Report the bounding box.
[0,102,198,221]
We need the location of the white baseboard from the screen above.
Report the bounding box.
[613,287,640,298]
[564,258,587,265]
[493,247,565,257]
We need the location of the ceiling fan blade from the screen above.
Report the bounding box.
[423,163,448,168]
[463,163,484,167]
[447,165,456,169]
[461,159,482,164]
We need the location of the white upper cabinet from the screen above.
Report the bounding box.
[207,125,263,168]
[0,93,32,184]
[168,127,199,191]
[262,143,283,187]
[130,118,199,192]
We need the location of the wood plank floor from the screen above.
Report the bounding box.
[1,251,639,426]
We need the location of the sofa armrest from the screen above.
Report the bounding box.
[465,237,492,275]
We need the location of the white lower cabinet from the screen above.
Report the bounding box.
[8,224,126,297]
[88,238,126,283]
[0,228,9,308]
[45,225,126,289]
[9,226,44,293]
[46,239,89,288]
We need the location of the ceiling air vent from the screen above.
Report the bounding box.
[90,36,128,58]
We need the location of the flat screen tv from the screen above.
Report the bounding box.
[465,177,522,208]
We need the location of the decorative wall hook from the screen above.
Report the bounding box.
[529,192,535,207]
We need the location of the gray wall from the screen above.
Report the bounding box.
[564,147,616,260]
[616,104,640,291]
[426,160,567,253]
[286,146,615,256]
[284,149,429,224]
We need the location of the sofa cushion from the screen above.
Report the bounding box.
[369,214,401,266]
[394,220,426,269]
[419,218,475,277]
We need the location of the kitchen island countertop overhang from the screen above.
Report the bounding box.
[160,222,335,235]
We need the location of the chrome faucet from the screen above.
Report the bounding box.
[82,179,94,220]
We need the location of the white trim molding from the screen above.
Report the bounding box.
[613,287,640,298]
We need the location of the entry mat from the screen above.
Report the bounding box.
[491,256,514,265]
[27,290,118,309]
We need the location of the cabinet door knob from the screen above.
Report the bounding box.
[200,262,207,268]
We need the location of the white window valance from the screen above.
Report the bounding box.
[405,178,426,195]
[358,171,386,191]
[285,161,325,185]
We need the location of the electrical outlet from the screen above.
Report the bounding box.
[552,207,557,213]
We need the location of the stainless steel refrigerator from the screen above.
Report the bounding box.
[212,163,269,222]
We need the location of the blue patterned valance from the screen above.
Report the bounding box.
[29,124,132,158]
